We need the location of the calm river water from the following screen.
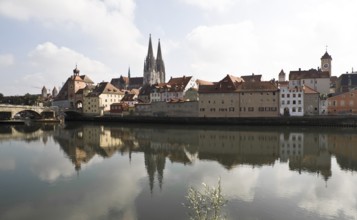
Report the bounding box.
[0,122,357,220]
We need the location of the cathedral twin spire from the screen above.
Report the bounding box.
[144,34,166,85]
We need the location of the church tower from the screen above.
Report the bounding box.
[321,50,332,76]
[143,34,157,85]
[278,69,286,82]
[143,35,166,85]
[156,39,166,84]
[41,86,47,98]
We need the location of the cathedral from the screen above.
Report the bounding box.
[143,34,166,85]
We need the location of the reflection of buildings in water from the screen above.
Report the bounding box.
[328,133,357,171]
[133,127,198,164]
[280,132,331,180]
[55,126,143,170]
[54,125,357,188]
[280,133,304,161]
[0,124,55,142]
[82,126,124,153]
[54,128,96,171]
[198,130,280,169]
[54,126,134,171]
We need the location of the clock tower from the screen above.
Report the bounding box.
[321,51,332,76]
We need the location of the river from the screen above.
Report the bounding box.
[0,122,356,220]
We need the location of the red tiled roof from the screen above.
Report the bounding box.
[237,81,278,92]
[129,77,143,85]
[303,85,319,94]
[87,82,124,97]
[196,79,215,86]
[121,94,136,102]
[241,74,262,82]
[198,74,243,93]
[289,69,330,80]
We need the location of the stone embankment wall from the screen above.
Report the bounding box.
[65,115,357,127]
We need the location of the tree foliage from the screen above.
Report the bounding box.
[185,178,228,220]
[0,94,40,105]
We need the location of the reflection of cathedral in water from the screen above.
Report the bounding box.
[50,124,357,189]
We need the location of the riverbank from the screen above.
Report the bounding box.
[0,118,61,125]
[65,115,357,127]
[0,120,25,125]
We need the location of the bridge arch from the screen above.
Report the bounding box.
[13,110,42,119]
[0,104,56,120]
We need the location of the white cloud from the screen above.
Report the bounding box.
[297,159,357,219]
[23,42,113,90]
[0,0,145,70]
[180,0,235,12]
[185,21,259,81]
[0,54,14,67]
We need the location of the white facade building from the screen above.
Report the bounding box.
[279,84,304,116]
[150,76,197,102]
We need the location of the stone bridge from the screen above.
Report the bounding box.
[0,104,56,120]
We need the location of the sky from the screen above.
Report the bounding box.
[0,0,357,95]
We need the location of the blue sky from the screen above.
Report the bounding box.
[0,0,357,95]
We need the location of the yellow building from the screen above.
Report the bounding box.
[83,82,124,115]
[198,75,279,118]
[198,75,243,118]
[238,81,279,117]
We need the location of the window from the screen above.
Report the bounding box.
[287,94,290,98]
[292,107,296,112]
[248,107,254,111]
[293,94,296,98]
